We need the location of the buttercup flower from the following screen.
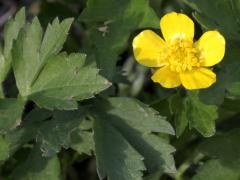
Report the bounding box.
[132,12,225,90]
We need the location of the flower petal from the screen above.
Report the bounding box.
[160,12,194,41]
[133,30,166,67]
[151,66,181,88]
[196,31,226,67]
[180,68,216,90]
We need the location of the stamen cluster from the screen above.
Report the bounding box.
[165,40,202,72]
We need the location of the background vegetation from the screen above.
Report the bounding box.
[0,0,240,180]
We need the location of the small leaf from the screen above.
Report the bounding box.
[71,117,94,155]
[170,92,218,137]
[188,92,218,137]
[71,131,94,156]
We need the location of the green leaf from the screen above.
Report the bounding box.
[30,94,78,110]
[10,146,61,180]
[71,118,94,155]
[30,53,110,107]
[12,16,73,96]
[11,13,109,109]
[12,17,43,96]
[188,92,217,137]
[169,95,189,138]
[93,116,146,180]
[105,98,175,135]
[37,110,85,157]
[79,0,159,79]
[170,92,218,137]
[40,18,74,63]
[193,129,240,180]
[71,131,94,156]
[92,97,175,179]
[0,8,26,83]
[0,98,25,133]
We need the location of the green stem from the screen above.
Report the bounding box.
[174,153,204,180]
[174,160,191,180]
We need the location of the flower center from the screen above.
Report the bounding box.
[165,39,202,72]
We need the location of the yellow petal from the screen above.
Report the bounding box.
[133,30,166,67]
[151,66,181,88]
[160,12,194,41]
[180,68,216,90]
[196,31,226,67]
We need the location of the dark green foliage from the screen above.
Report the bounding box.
[0,1,240,180]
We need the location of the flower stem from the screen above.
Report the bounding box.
[174,153,204,180]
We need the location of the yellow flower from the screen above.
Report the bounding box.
[132,12,226,90]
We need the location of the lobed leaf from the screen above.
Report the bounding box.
[92,97,176,180]
[170,92,218,137]
[188,92,217,137]
[94,117,145,180]
[10,10,110,109]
